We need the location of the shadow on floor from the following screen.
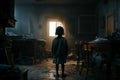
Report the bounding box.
[17,58,117,80]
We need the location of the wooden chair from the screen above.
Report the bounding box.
[77,42,94,80]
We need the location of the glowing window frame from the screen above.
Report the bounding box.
[49,21,64,37]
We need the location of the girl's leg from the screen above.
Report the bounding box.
[56,64,59,76]
[61,63,65,76]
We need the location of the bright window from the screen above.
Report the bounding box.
[49,21,63,36]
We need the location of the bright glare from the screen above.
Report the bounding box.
[49,21,63,36]
[49,22,56,36]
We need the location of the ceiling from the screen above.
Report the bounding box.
[15,0,98,5]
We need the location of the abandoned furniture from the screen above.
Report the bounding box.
[0,64,28,80]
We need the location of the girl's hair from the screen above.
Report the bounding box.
[55,26,64,35]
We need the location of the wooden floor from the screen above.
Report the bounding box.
[17,58,118,80]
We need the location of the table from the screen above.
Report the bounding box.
[89,38,120,80]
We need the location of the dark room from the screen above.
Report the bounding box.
[0,0,120,80]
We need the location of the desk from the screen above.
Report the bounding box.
[88,38,110,47]
[88,38,111,58]
[12,39,46,64]
[89,39,120,59]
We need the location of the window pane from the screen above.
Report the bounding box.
[49,21,64,37]
[49,22,56,36]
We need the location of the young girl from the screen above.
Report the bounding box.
[51,26,68,78]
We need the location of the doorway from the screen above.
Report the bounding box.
[106,14,114,35]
